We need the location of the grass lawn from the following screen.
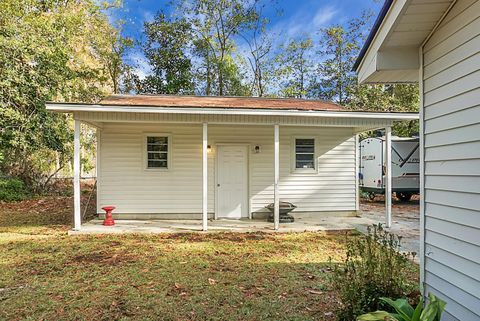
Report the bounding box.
[0,196,418,320]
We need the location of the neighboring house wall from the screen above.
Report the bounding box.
[98,122,356,217]
[422,0,480,319]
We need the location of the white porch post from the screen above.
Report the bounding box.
[202,123,208,231]
[355,134,360,212]
[73,119,81,231]
[274,124,280,230]
[385,126,392,228]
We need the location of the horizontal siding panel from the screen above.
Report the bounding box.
[424,51,480,92]
[424,105,480,134]
[425,203,480,229]
[425,230,480,263]
[424,123,480,147]
[425,159,480,176]
[426,244,480,282]
[424,88,480,120]
[424,70,480,107]
[424,0,479,53]
[425,215,480,245]
[424,274,480,319]
[425,189,480,212]
[424,141,480,161]
[425,258,480,305]
[425,176,480,194]
[424,14,480,63]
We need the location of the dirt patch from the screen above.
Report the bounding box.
[159,231,271,243]
[71,251,138,265]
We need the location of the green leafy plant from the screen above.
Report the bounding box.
[357,293,446,321]
[0,178,29,202]
[333,224,417,321]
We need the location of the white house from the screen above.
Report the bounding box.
[354,0,480,319]
[47,95,416,231]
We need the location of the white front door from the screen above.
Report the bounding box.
[216,145,248,219]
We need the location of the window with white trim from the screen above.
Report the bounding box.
[146,136,169,169]
[295,138,315,169]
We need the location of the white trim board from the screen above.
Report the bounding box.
[47,103,418,121]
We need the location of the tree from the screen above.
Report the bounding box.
[351,84,420,136]
[100,32,134,94]
[311,11,372,105]
[309,10,419,136]
[177,0,260,96]
[274,38,314,98]
[240,7,274,97]
[139,12,195,95]
[0,0,122,191]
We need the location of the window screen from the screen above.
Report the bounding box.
[147,136,168,168]
[295,138,315,169]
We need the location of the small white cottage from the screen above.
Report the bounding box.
[47,95,417,230]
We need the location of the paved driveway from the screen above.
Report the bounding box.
[355,196,420,257]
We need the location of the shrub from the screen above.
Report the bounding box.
[333,224,417,321]
[0,178,29,202]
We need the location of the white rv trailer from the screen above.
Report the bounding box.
[359,136,419,201]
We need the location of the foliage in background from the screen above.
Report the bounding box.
[138,12,195,94]
[333,224,417,321]
[274,38,314,98]
[177,0,260,96]
[357,293,446,321]
[131,2,419,136]
[0,178,29,202]
[0,0,126,193]
[310,10,373,105]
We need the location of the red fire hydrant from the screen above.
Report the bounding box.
[102,206,116,226]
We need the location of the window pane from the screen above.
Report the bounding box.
[147,144,168,152]
[148,136,168,144]
[148,152,167,160]
[148,160,167,168]
[295,139,314,153]
[296,154,314,161]
[295,138,314,169]
[296,159,315,168]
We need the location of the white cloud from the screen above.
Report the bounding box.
[269,4,338,44]
[313,6,337,28]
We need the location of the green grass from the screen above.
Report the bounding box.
[0,196,418,320]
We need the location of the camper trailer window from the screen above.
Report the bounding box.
[295,138,315,169]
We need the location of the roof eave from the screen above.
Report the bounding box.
[46,102,419,121]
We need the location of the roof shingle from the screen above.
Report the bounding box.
[99,94,344,111]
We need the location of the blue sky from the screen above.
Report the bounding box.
[112,0,383,78]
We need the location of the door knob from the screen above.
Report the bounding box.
[217,184,220,187]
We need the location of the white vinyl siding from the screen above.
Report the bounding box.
[422,0,480,320]
[98,123,356,216]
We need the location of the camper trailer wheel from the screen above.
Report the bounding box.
[397,192,413,202]
[368,192,376,201]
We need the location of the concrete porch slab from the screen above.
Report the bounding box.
[68,216,374,235]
